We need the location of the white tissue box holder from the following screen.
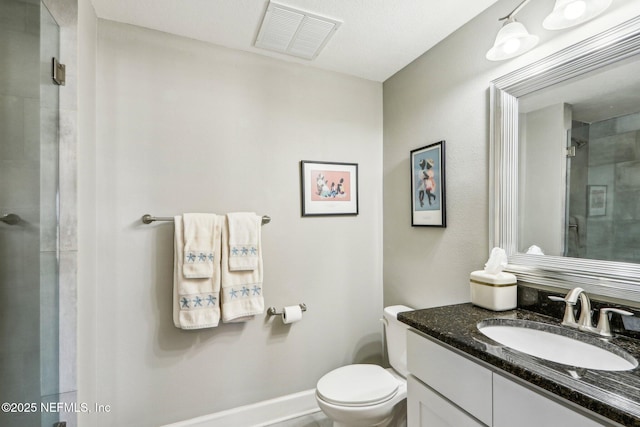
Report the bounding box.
[470,271,517,311]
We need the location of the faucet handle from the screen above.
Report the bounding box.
[596,308,634,337]
[548,295,577,326]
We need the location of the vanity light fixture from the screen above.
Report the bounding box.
[543,0,612,30]
[486,0,539,61]
[486,0,613,61]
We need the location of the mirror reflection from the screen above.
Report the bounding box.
[518,56,640,263]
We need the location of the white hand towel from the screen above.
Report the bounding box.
[227,212,260,271]
[173,215,222,329]
[183,213,217,278]
[221,214,264,322]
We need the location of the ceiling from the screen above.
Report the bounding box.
[89,0,500,82]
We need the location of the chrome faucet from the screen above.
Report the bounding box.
[565,287,595,331]
[548,287,586,328]
[549,287,633,337]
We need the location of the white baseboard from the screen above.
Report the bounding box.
[161,389,320,427]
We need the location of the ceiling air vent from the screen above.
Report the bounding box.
[255,2,341,60]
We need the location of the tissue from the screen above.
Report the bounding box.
[470,247,517,311]
[484,247,508,275]
[282,305,303,324]
[526,245,545,255]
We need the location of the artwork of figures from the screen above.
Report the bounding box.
[300,161,359,216]
[311,170,351,202]
[410,141,446,227]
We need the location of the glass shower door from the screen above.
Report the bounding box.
[565,122,589,259]
[0,1,61,426]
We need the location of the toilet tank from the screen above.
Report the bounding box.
[383,305,413,378]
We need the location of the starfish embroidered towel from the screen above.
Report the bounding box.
[182,213,217,279]
[227,212,261,271]
[173,215,221,329]
[221,214,264,322]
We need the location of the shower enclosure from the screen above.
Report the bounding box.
[0,1,62,426]
[566,112,640,263]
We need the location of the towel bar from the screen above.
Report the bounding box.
[267,303,307,316]
[142,214,271,225]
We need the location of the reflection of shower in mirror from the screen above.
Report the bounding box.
[571,136,588,148]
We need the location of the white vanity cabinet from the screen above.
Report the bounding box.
[492,374,603,427]
[407,375,486,427]
[407,329,610,427]
[407,330,492,426]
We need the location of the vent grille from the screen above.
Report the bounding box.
[255,2,341,60]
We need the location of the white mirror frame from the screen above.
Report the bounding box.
[490,16,640,302]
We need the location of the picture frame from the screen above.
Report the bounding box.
[587,185,607,217]
[300,160,359,216]
[410,141,446,227]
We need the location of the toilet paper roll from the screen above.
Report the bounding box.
[282,305,303,324]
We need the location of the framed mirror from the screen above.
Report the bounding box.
[490,16,640,302]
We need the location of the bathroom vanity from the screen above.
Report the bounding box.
[399,304,640,427]
[398,16,640,427]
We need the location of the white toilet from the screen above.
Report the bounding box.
[315,305,413,427]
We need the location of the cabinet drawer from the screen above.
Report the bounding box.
[408,376,487,427]
[407,330,492,425]
[493,374,606,427]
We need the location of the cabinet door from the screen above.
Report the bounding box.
[408,376,487,427]
[493,374,606,427]
[407,330,493,425]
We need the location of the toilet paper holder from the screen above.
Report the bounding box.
[267,303,307,316]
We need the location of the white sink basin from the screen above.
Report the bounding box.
[477,319,638,371]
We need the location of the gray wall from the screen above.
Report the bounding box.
[85,19,383,426]
[382,0,638,308]
[77,0,97,424]
[519,103,569,255]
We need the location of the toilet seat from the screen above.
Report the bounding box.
[316,364,400,407]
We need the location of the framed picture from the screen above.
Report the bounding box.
[300,161,359,216]
[587,185,607,217]
[410,141,446,227]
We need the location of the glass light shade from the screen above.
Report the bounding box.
[543,0,612,30]
[486,20,539,61]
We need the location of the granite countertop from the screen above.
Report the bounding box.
[399,303,640,427]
